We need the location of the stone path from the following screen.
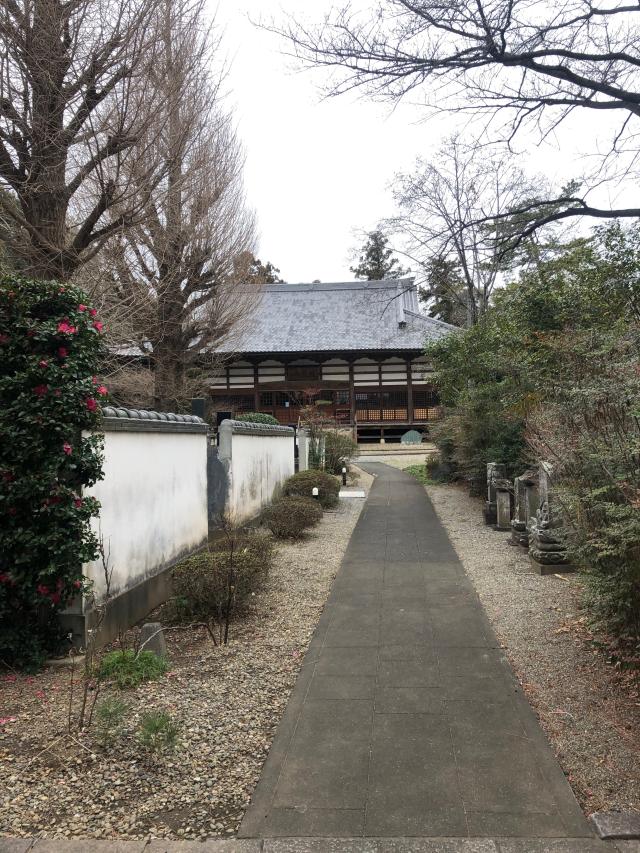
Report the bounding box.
[5,465,635,853]
[238,463,604,847]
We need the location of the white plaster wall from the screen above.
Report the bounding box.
[83,430,208,601]
[227,432,294,523]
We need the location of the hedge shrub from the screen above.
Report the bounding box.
[262,496,323,539]
[0,276,105,669]
[283,469,340,509]
[171,533,273,624]
[324,431,359,475]
[235,412,279,425]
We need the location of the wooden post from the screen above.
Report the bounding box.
[349,360,356,432]
[406,357,414,427]
[253,362,259,412]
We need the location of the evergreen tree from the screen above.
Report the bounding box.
[350,230,407,280]
[233,251,284,284]
[419,257,468,326]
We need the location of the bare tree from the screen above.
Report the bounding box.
[98,0,258,411]
[277,1,640,235]
[0,0,166,280]
[389,137,541,325]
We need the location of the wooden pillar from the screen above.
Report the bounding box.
[349,360,356,439]
[406,357,414,426]
[253,362,259,412]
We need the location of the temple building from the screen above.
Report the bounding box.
[211,278,454,442]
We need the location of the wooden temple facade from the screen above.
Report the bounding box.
[211,279,454,441]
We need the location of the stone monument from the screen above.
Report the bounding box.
[511,469,538,548]
[484,462,506,525]
[495,479,513,531]
[528,462,573,574]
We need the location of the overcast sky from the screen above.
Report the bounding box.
[213,0,635,284]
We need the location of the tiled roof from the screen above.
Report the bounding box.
[218,278,455,353]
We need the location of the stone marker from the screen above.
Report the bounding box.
[139,622,167,658]
[528,462,574,574]
[484,462,506,525]
[511,469,538,548]
[495,478,513,531]
[401,429,423,445]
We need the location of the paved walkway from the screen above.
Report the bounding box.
[239,463,602,847]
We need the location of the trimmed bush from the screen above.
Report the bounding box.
[324,431,359,475]
[235,412,279,425]
[283,469,340,509]
[171,533,273,624]
[98,650,168,689]
[262,496,323,539]
[0,276,106,669]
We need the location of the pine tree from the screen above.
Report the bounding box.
[419,257,469,326]
[350,230,407,280]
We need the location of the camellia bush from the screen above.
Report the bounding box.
[0,277,106,668]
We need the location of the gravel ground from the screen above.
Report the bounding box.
[0,472,372,842]
[358,452,434,469]
[427,482,640,816]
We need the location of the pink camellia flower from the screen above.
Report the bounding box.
[93,321,104,332]
[78,304,87,312]
[97,385,108,396]
[57,347,68,358]
[50,592,61,605]
[38,359,48,368]
[0,572,11,584]
[73,579,82,589]
[0,334,8,344]
[89,308,98,318]
[37,583,49,596]
[26,329,35,338]
[74,498,83,508]
[2,471,14,482]
[86,398,98,412]
[63,442,72,455]
[3,674,17,682]
[33,384,48,397]
[57,320,73,334]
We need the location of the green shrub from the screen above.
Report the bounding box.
[403,464,435,486]
[324,431,359,475]
[138,710,179,752]
[235,412,279,425]
[0,276,105,669]
[283,469,340,509]
[94,696,128,748]
[262,496,323,539]
[171,533,273,624]
[98,650,168,689]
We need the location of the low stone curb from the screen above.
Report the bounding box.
[1,838,634,853]
[591,811,640,840]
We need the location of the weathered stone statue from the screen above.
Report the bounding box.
[528,462,573,574]
[511,469,538,548]
[484,462,506,525]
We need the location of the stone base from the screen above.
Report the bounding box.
[530,557,575,576]
[483,501,497,525]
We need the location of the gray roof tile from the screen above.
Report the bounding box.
[219,278,455,353]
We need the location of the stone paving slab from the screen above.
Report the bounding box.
[239,463,598,842]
